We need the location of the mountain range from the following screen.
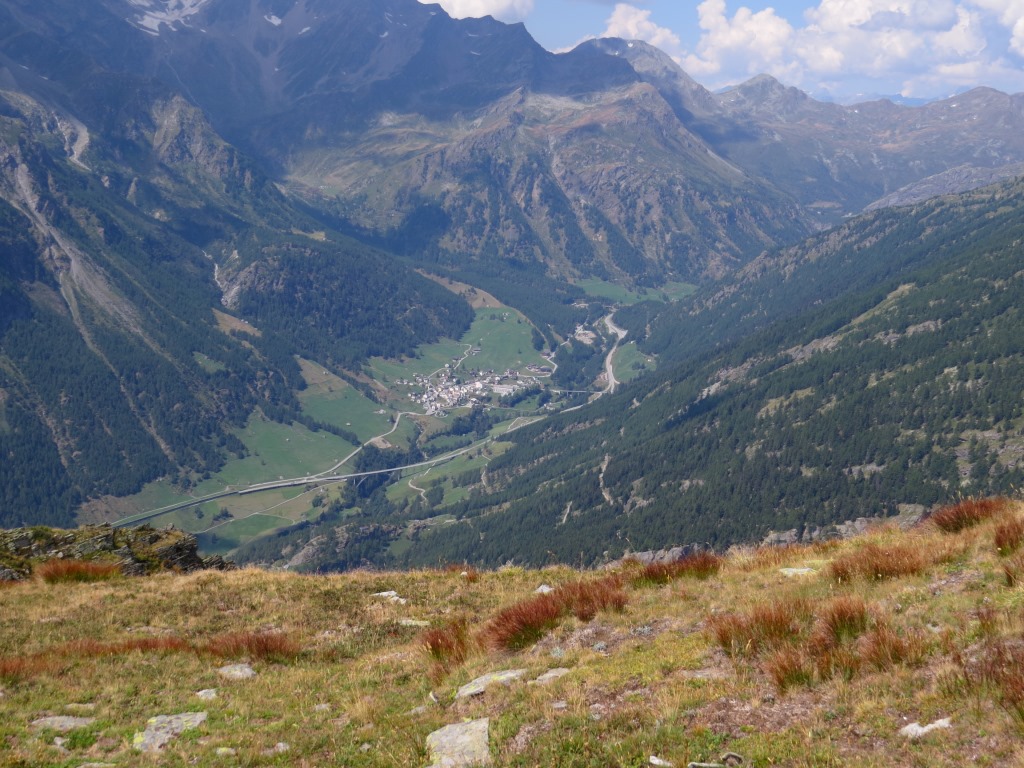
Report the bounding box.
[3,0,1024,553]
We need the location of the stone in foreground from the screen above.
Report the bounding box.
[425,718,490,768]
[29,716,95,732]
[133,711,207,752]
[218,663,256,680]
[531,668,571,685]
[455,669,527,699]
[900,717,952,739]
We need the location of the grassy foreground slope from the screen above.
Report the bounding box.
[3,499,1024,766]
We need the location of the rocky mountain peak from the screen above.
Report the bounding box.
[716,73,818,116]
[583,37,718,117]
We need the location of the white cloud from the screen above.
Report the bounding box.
[682,0,796,79]
[647,0,1024,98]
[967,0,1024,54]
[602,3,682,52]
[422,0,534,23]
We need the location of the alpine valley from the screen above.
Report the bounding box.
[3,0,1024,569]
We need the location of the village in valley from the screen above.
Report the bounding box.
[394,353,554,417]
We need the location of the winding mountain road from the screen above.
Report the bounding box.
[602,313,628,394]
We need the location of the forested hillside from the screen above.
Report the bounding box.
[391,177,1024,566]
[0,83,471,526]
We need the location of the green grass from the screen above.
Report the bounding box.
[115,480,193,519]
[612,342,656,383]
[197,513,292,554]
[659,281,698,301]
[369,309,548,384]
[574,279,697,305]
[206,414,355,488]
[297,360,394,442]
[385,439,503,508]
[192,351,226,374]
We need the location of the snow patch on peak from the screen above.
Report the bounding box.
[125,0,212,34]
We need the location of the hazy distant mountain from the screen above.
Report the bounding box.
[5,0,1024,284]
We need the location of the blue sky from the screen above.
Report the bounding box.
[422,1,1024,102]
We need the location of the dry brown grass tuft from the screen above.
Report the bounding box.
[553,576,628,621]
[479,593,563,651]
[203,631,301,661]
[441,563,480,582]
[421,620,471,682]
[972,639,1024,724]
[974,605,1006,639]
[60,636,191,658]
[858,622,928,670]
[995,516,1024,555]
[478,576,628,651]
[629,552,722,586]
[828,542,927,582]
[0,654,54,682]
[706,598,810,657]
[1003,551,1024,586]
[816,595,869,646]
[763,647,813,691]
[36,559,121,584]
[931,496,1013,533]
[814,645,862,682]
[751,598,811,644]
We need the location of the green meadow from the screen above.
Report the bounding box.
[368,308,547,384]
[612,341,657,382]
[575,279,697,305]
[296,359,394,441]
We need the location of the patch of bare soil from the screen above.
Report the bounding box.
[529,621,629,657]
[506,720,553,754]
[693,687,824,738]
[416,272,503,309]
[214,308,261,336]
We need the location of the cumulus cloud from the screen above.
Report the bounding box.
[682,0,796,79]
[967,0,1024,54]
[610,0,1024,99]
[422,0,534,23]
[602,3,681,51]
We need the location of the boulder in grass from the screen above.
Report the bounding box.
[132,712,207,752]
[425,718,490,768]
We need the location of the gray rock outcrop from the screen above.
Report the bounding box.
[425,718,491,768]
[132,711,207,752]
[0,524,234,580]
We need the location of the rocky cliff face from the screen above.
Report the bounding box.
[0,524,233,580]
[6,0,1024,285]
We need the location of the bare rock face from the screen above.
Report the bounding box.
[605,545,703,569]
[759,505,929,548]
[0,524,234,580]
